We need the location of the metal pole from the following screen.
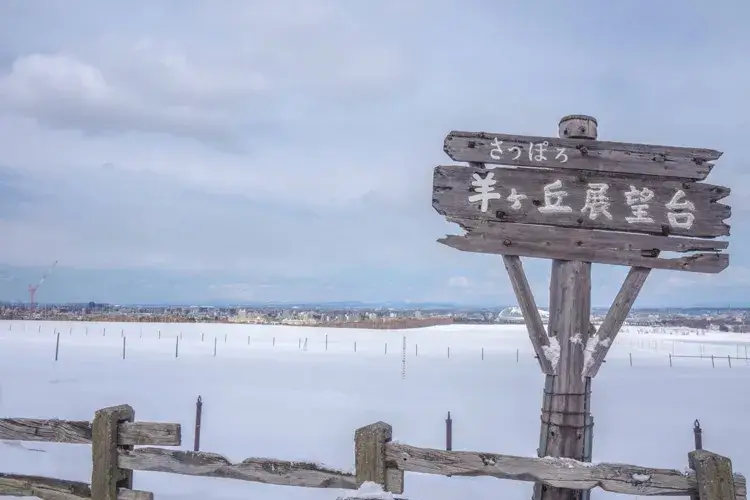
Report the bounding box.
[693,419,703,450]
[445,411,453,451]
[194,396,203,452]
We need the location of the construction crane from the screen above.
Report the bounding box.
[29,260,57,307]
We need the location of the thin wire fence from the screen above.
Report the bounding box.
[2,321,749,371]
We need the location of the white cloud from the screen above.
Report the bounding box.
[0,2,417,144]
[0,51,266,142]
[0,0,748,305]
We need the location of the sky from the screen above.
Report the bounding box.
[0,0,748,307]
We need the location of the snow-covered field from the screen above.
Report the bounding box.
[0,320,748,500]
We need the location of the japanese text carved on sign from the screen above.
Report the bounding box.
[432,165,730,238]
[443,131,722,180]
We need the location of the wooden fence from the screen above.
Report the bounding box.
[0,407,746,500]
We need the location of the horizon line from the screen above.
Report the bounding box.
[1,301,747,310]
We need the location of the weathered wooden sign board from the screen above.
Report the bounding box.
[431,115,732,500]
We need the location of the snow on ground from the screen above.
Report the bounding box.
[0,320,748,500]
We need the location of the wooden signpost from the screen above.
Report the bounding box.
[432,115,731,500]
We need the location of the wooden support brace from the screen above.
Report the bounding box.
[690,450,737,500]
[503,255,554,374]
[468,160,554,375]
[92,405,135,500]
[583,267,651,378]
[355,422,404,495]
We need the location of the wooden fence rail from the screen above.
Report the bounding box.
[355,422,746,500]
[0,473,151,500]
[117,447,357,489]
[0,409,745,500]
[385,441,746,499]
[0,405,179,500]
[0,419,180,446]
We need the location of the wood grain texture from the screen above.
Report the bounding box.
[0,473,90,500]
[735,474,747,500]
[0,418,181,446]
[0,419,92,444]
[433,165,730,238]
[91,405,134,500]
[449,219,729,253]
[116,422,181,447]
[444,131,721,180]
[0,474,149,500]
[438,233,728,273]
[502,255,554,374]
[385,443,747,499]
[355,422,403,494]
[472,159,551,375]
[114,489,154,500]
[117,447,358,490]
[690,450,737,500]
[541,260,591,500]
[558,115,597,140]
[583,267,651,378]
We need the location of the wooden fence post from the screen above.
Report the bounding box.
[354,422,404,494]
[92,404,135,500]
[689,450,736,500]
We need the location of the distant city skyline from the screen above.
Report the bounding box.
[0,2,747,306]
[0,262,744,310]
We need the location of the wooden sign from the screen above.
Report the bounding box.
[433,165,730,238]
[431,115,733,500]
[439,220,728,273]
[444,130,721,180]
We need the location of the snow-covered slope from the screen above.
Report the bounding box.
[0,321,748,500]
[498,306,550,323]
